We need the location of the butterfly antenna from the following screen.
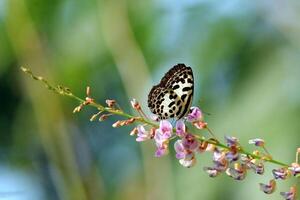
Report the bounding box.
[202,110,212,116]
[138,109,150,120]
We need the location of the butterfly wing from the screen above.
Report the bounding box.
[148,87,181,119]
[148,64,194,120]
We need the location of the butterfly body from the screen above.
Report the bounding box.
[148,64,194,120]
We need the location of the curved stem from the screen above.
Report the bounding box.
[69,93,289,167]
[21,67,290,167]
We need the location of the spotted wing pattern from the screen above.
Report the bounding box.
[148,63,194,120]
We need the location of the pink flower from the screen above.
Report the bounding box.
[280,186,297,200]
[249,138,265,147]
[182,134,199,151]
[154,130,169,157]
[174,140,185,159]
[174,135,199,168]
[155,143,169,157]
[187,107,203,122]
[153,120,172,157]
[259,179,276,194]
[159,120,173,138]
[176,120,186,137]
[136,125,151,142]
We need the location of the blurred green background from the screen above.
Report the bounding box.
[0,0,299,199]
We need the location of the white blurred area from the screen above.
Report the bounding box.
[0,166,44,200]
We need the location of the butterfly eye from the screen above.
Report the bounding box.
[148,64,194,120]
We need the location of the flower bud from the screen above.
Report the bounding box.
[106,99,116,108]
[130,98,141,110]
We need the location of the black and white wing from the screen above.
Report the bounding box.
[147,63,194,120]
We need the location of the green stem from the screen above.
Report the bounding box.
[21,67,290,167]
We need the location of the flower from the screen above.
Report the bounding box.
[288,163,300,177]
[174,140,186,159]
[259,179,276,194]
[174,140,195,167]
[174,134,199,167]
[154,129,169,150]
[192,121,207,130]
[280,186,297,200]
[249,138,265,147]
[203,167,220,177]
[212,149,228,172]
[225,149,239,162]
[106,99,116,108]
[226,163,247,180]
[158,120,173,138]
[198,141,208,153]
[182,134,199,151]
[130,98,141,110]
[130,127,138,136]
[187,107,203,122]
[136,125,151,142]
[153,120,173,157]
[224,135,239,148]
[272,168,290,180]
[155,142,169,157]
[245,159,265,175]
[176,120,186,137]
[179,152,196,168]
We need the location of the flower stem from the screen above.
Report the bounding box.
[21,67,290,168]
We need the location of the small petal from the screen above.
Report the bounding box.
[176,120,186,137]
[174,140,185,159]
[225,150,240,162]
[280,186,297,200]
[187,107,203,122]
[226,163,247,180]
[249,138,265,147]
[192,121,207,129]
[154,129,171,146]
[130,98,141,110]
[159,120,173,138]
[130,127,138,136]
[136,125,151,142]
[155,146,168,157]
[288,163,300,177]
[198,141,208,153]
[203,167,220,177]
[213,150,228,172]
[259,179,276,194]
[225,135,239,148]
[272,168,290,180]
[182,134,199,151]
[179,153,196,168]
[251,162,265,175]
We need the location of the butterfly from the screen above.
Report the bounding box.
[148,63,194,120]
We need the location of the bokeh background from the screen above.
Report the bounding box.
[0,0,299,199]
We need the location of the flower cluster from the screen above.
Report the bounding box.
[20,68,299,200]
[134,106,205,167]
[73,94,300,200]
